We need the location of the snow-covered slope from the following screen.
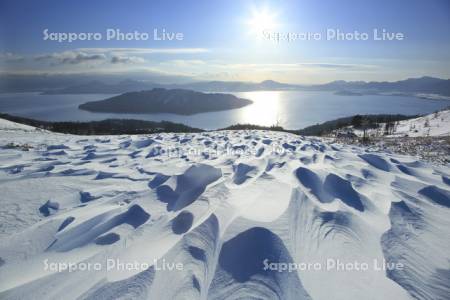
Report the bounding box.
[346,109,450,138]
[389,109,450,137]
[0,118,38,132]
[0,121,449,300]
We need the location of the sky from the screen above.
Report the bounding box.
[0,0,449,84]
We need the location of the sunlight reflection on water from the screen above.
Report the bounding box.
[238,91,282,126]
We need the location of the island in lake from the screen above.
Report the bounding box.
[78,88,253,115]
[334,90,364,96]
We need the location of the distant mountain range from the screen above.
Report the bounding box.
[78,88,253,115]
[44,79,164,95]
[40,76,450,98]
[308,76,450,97]
[43,79,298,94]
[1,73,449,98]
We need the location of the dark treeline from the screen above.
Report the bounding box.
[220,124,285,132]
[0,113,203,135]
[294,114,417,136]
[221,114,417,136]
[1,113,417,136]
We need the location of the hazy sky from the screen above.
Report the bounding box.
[1,0,449,83]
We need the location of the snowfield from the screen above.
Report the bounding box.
[0,118,39,132]
[331,110,450,164]
[0,120,449,300]
[346,109,450,138]
[389,109,450,137]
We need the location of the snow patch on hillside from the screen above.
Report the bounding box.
[345,109,450,138]
[0,118,38,132]
[389,109,450,137]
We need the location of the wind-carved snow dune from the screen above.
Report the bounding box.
[0,120,449,300]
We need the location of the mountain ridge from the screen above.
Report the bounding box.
[37,76,450,97]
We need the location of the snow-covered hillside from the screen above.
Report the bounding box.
[389,109,450,137]
[0,120,449,300]
[344,109,450,138]
[0,118,38,132]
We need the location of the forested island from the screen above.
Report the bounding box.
[79,88,252,115]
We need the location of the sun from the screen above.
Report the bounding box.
[247,8,278,36]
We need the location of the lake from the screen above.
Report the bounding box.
[0,91,449,130]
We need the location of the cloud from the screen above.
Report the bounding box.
[32,48,208,66]
[77,48,209,55]
[0,52,25,62]
[221,62,376,71]
[35,51,106,65]
[110,55,146,64]
[163,59,206,67]
[157,60,376,72]
[298,63,376,70]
